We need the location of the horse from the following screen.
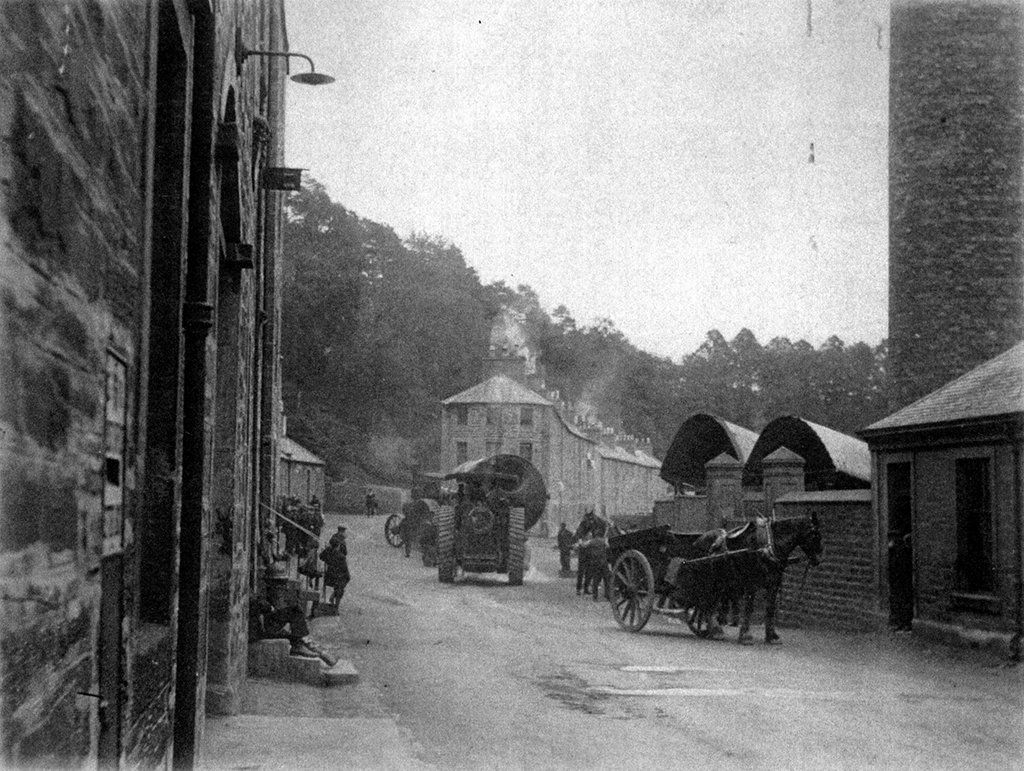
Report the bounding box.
[692,514,823,644]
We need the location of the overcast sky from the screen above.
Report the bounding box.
[284,0,889,361]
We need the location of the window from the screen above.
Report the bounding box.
[455,442,468,466]
[455,405,468,425]
[486,406,499,426]
[955,458,994,593]
[520,407,533,427]
[519,442,533,462]
[486,441,501,457]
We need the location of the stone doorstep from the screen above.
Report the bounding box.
[248,638,359,687]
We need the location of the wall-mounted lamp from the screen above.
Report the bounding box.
[236,30,335,85]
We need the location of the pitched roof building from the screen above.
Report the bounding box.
[861,342,1024,656]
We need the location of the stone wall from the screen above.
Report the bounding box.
[1,1,288,766]
[1,1,152,766]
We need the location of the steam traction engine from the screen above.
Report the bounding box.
[436,454,547,585]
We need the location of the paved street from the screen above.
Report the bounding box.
[210,514,1022,771]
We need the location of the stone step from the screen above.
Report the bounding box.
[313,601,339,617]
[247,638,358,687]
[323,658,359,686]
[248,639,323,685]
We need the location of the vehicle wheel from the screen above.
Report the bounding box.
[384,514,404,548]
[436,505,456,583]
[610,550,655,632]
[507,507,525,586]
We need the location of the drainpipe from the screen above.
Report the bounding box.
[173,5,215,768]
[1013,422,1022,662]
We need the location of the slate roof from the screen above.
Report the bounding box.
[279,437,325,466]
[862,342,1024,434]
[442,375,552,407]
[596,444,662,469]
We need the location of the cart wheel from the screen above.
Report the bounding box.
[436,505,456,583]
[384,514,404,548]
[507,507,525,586]
[610,550,655,632]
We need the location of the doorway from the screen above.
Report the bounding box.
[887,461,913,630]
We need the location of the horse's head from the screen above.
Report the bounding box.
[798,513,823,566]
[769,514,823,566]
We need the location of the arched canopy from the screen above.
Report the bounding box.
[660,413,760,489]
[743,416,871,490]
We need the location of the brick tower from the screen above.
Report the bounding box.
[889,0,1024,409]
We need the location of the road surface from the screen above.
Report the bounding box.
[238,514,1023,770]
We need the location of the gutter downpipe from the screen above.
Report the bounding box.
[173,5,216,768]
[1013,420,1022,662]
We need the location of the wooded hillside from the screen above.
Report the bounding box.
[282,180,889,483]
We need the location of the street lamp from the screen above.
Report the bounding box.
[235,30,335,85]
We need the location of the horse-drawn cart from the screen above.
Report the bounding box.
[607,516,823,644]
[607,525,725,636]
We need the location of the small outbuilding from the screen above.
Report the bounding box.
[860,342,1023,656]
[278,436,326,507]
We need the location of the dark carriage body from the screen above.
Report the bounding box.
[607,525,705,589]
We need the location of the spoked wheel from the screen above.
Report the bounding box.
[507,507,525,586]
[436,505,456,583]
[610,550,655,632]
[384,514,404,548]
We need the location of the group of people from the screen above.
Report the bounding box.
[249,507,351,662]
[280,495,324,555]
[557,510,614,601]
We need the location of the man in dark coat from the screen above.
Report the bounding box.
[574,511,605,595]
[556,522,574,575]
[320,529,350,608]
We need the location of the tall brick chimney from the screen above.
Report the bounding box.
[889,0,1024,409]
[484,349,527,383]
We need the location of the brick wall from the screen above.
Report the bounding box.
[774,492,884,632]
[909,443,1019,636]
[889,0,1024,409]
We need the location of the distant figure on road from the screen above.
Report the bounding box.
[320,530,350,608]
[557,522,574,575]
[365,489,378,517]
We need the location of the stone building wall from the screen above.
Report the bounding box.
[1,1,288,767]
[889,0,1024,409]
[1,2,153,766]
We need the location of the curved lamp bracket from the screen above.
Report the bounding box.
[235,29,335,85]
